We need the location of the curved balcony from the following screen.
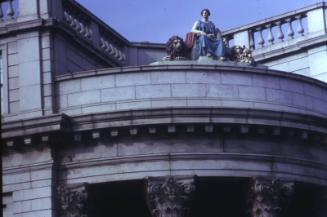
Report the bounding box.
[51,63,327,186]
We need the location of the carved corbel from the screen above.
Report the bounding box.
[145,176,196,217]
[247,177,294,217]
[57,183,88,217]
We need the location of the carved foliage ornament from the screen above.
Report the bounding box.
[146,176,196,217]
[57,183,88,217]
[248,178,294,217]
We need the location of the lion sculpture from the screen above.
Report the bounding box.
[163,36,188,61]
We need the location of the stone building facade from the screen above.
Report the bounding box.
[1,1,327,217]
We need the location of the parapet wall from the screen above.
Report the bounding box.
[57,64,327,118]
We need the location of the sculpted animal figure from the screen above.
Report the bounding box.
[230,45,255,65]
[163,36,188,61]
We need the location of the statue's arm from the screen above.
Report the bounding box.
[191,21,205,35]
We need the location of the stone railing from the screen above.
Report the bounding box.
[99,32,126,62]
[63,8,93,41]
[62,0,128,64]
[223,2,326,50]
[0,0,18,22]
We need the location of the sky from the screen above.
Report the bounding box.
[77,0,322,43]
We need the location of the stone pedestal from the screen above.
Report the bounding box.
[145,176,196,217]
[247,178,294,217]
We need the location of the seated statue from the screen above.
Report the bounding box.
[190,9,225,60]
[162,9,255,65]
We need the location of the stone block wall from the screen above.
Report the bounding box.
[0,31,56,120]
[2,147,54,217]
[57,65,327,118]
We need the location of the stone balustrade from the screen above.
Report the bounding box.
[62,0,127,64]
[0,0,18,22]
[99,35,126,62]
[223,2,326,50]
[0,0,127,65]
[63,10,93,41]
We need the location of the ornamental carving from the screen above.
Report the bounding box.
[247,177,294,217]
[57,183,88,217]
[145,176,196,217]
[230,45,255,65]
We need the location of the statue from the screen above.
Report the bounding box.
[191,9,225,60]
[162,9,256,66]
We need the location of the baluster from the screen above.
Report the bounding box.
[83,26,88,37]
[266,24,274,45]
[104,41,110,52]
[275,21,284,42]
[64,11,70,22]
[7,0,14,20]
[0,2,4,21]
[256,27,265,48]
[295,15,304,36]
[73,19,80,31]
[87,28,93,39]
[249,30,255,50]
[68,14,74,26]
[286,18,294,39]
[79,22,85,35]
[108,44,114,55]
[99,38,105,49]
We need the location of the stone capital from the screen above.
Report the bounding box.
[145,176,196,217]
[57,183,88,217]
[247,177,294,217]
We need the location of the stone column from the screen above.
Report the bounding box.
[145,176,196,217]
[247,177,294,217]
[57,183,88,217]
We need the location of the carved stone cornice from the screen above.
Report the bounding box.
[57,183,88,217]
[145,176,196,217]
[247,177,294,217]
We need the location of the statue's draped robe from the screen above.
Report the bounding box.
[193,20,225,59]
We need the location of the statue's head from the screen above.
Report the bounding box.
[201,9,211,16]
